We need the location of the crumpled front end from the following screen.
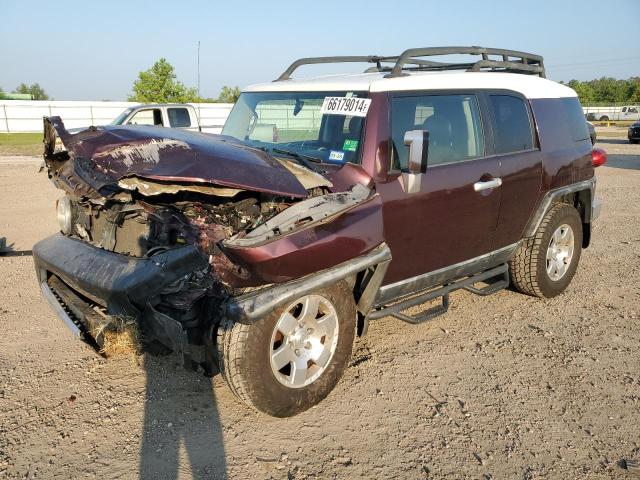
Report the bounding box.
[35,117,388,370]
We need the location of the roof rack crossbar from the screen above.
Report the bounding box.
[274,46,545,81]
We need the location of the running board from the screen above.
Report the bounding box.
[367,264,509,325]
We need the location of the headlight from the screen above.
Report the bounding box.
[57,196,73,235]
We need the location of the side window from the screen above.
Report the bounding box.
[128,109,163,126]
[560,97,590,142]
[489,95,534,154]
[168,107,192,127]
[629,107,638,114]
[391,94,484,170]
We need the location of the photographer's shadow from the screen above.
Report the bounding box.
[139,353,227,479]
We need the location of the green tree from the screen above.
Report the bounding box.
[217,86,241,103]
[129,58,199,103]
[0,86,4,99]
[627,77,640,104]
[589,77,628,103]
[13,82,49,100]
[567,79,596,104]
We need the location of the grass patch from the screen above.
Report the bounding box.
[0,133,43,156]
[92,315,143,361]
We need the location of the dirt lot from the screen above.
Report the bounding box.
[1,135,639,480]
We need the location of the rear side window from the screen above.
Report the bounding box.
[168,107,192,127]
[489,95,534,154]
[560,97,590,142]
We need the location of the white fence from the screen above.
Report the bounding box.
[0,100,234,133]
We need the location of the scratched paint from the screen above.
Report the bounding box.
[93,138,191,167]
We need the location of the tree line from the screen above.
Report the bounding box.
[0,83,50,100]
[562,77,640,105]
[127,58,240,103]
[0,58,240,103]
[5,60,638,106]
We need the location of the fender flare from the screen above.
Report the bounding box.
[225,243,392,325]
[523,177,597,247]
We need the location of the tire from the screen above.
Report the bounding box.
[600,115,609,122]
[630,139,639,145]
[216,281,356,417]
[509,203,583,299]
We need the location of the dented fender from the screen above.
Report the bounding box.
[219,191,385,286]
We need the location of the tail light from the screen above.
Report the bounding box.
[592,147,607,167]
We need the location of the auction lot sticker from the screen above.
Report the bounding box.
[321,97,371,117]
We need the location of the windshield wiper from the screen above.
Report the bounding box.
[271,147,325,173]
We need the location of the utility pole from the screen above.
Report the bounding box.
[197,41,201,99]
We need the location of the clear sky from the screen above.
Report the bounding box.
[1,0,639,101]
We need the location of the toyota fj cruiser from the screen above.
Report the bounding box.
[34,47,606,417]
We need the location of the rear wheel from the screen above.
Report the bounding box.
[509,203,583,298]
[216,282,356,417]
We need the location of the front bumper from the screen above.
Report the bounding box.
[34,233,392,362]
[33,233,207,348]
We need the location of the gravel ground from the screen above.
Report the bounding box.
[1,135,639,480]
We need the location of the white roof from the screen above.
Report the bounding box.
[244,71,576,100]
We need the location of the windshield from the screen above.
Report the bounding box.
[111,108,134,125]
[222,91,368,164]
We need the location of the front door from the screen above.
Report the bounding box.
[376,92,502,285]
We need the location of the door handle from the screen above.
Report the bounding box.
[473,177,502,192]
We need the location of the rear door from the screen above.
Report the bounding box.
[377,92,502,284]
[485,92,543,248]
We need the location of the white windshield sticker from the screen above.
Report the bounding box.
[329,150,345,162]
[320,97,371,117]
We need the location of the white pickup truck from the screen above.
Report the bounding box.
[584,105,640,122]
[110,104,223,133]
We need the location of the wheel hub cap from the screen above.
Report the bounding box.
[546,223,574,281]
[270,295,339,388]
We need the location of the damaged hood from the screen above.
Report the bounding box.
[44,116,311,198]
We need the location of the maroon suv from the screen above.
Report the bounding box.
[34,47,605,416]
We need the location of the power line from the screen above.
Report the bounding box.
[547,56,640,69]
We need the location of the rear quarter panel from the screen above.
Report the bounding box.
[529,98,594,190]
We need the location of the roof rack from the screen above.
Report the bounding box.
[275,46,545,81]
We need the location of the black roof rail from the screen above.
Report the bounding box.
[385,46,545,78]
[275,56,394,81]
[274,46,545,81]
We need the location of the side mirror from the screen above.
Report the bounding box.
[401,130,429,194]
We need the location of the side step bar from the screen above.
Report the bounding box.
[367,264,509,325]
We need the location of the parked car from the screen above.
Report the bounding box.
[34,47,605,417]
[583,105,640,122]
[629,121,640,144]
[587,121,597,145]
[111,104,201,131]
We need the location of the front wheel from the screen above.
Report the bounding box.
[509,203,583,298]
[216,282,356,417]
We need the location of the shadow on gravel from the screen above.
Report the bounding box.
[604,153,640,171]
[0,237,32,257]
[139,353,227,480]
